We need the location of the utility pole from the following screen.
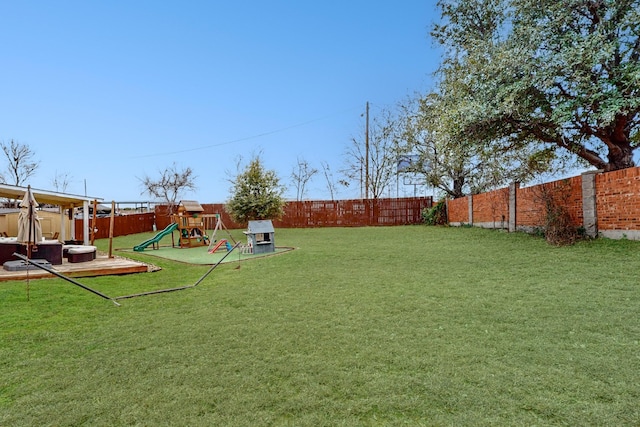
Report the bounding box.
[365,101,369,200]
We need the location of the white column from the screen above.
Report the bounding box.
[83,200,90,244]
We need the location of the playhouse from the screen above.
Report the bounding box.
[244,220,275,254]
[172,200,208,248]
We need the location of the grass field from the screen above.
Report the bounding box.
[1,226,639,426]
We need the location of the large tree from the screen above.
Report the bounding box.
[400,90,560,199]
[433,0,640,172]
[226,157,286,223]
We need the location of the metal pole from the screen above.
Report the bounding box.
[12,253,120,306]
[115,242,240,300]
[193,242,240,286]
[108,200,115,258]
[365,101,369,200]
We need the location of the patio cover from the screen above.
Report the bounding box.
[0,183,102,244]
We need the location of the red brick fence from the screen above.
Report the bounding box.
[447,167,640,240]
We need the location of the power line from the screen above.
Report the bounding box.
[129,106,360,159]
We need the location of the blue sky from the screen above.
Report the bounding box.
[1,1,441,203]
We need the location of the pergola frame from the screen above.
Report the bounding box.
[0,183,102,244]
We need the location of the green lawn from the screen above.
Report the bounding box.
[1,226,639,426]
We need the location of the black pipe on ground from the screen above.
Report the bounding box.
[114,242,240,300]
[12,252,121,306]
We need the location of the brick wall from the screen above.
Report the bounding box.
[516,176,583,229]
[447,197,469,224]
[448,167,640,240]
[472,188,509,228]
[595,167,640,238]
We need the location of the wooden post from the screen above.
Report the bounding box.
[108,200,115,258]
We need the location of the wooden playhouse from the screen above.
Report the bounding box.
[172,200,208,248]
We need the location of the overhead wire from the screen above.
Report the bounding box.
[129,105,361,159]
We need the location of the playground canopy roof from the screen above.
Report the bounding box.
[178,200,204,212]
[0,183,102,208]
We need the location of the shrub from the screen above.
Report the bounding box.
[537,184,578,246]
[422,201,448,226]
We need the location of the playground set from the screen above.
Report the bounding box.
[133,200,268,256]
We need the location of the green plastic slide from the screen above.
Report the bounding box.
[133,223,178,252]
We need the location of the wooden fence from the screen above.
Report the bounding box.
[153,197,433,230]
[274,197,432,228]
[75,197,432,240]
[74,212,155,241]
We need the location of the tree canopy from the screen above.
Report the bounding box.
[399,93,558,199]
[432,0,640,172]
[226,157,285,224]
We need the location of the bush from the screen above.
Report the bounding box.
[422,201,448,226]
[538,184,579,246]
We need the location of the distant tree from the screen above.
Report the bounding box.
[290,157,318,201]
[51,171,72,193]
[226,156,286,223]
[139,163,196,214]
[320,161,341,201]
[344,108,400,199]
[0,139,39,187]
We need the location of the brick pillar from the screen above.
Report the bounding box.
[468,195,473,225]
[509,182,519,232]
[581,170,599,238]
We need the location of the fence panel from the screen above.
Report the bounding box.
[274,197,431,227]
[447,197,469,224]
[74,212,155,240]
[73,197,432,241]
[154,197,431,230]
